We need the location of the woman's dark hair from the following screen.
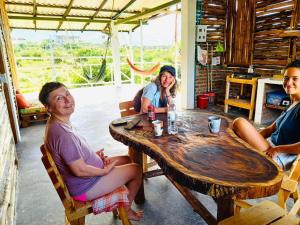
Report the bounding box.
[285,59,300,70]
[39,82,65,106]
[153,67,177,97]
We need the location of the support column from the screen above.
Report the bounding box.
[139,20,144,86]
[181,0,196,109]
[111,21,122,87]
[129,30,135,84]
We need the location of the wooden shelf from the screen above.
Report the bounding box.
[224,98,251,110]
[265,104,286,111]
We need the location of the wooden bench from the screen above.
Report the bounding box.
[19,105,49,128]
[219,201,299,225]
[40,144,131,225]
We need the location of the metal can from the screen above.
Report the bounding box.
[147,105,155,121]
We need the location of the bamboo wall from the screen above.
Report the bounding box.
[0,80,18,225]
[0,5,18,224]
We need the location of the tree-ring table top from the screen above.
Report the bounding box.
[109,111,283,199]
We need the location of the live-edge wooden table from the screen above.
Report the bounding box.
[109,111,283,225]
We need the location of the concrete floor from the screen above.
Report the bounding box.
[15,84,276,225]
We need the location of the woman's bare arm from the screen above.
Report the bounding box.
[141,97,167,113]
[68,158,118,177]
[259,122,276,138]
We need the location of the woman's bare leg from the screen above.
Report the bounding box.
[86,163,143,220]
[108,155,131,166]
[232,117,270,151]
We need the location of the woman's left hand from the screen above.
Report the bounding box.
[96,149,110,166]
[264,146,277,158]
[165,79,176,95]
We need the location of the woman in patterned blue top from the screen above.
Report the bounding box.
[232,60,300,170]
[141,65,177,113]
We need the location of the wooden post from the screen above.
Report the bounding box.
[0,0,19,89]
[128,146,145,204]
[216,198,234,222]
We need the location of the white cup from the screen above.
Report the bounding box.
[208,116,221,133]
[152,120,163,136]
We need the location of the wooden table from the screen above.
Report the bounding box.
[109,111,283,224]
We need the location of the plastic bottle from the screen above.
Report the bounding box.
[167,99,178,134]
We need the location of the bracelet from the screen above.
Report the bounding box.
[166,95,171,97]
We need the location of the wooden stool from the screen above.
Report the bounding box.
[224,75,258,120]
[219,201,299,225]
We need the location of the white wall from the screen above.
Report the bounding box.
[181,0,196,109]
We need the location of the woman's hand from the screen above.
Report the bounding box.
[264,146,278,158]
[165,79,176,96]
[96,149,111,166]
[102,160,118,175]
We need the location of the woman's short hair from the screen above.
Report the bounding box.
[285,59,300,70]
[39,82,65,106]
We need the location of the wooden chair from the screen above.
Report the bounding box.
[119,101,161,177]
[219,200,299,225]
[235,155,300,215]
[40,144,131,225]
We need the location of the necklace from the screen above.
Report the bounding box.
[50,115,72,128]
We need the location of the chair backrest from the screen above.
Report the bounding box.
[119,100,138,117]
[277,154,300,214]
[288,154,300,181]
[40,144,75,210]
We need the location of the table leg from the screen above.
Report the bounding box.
[216,198,234,222]
[128,146,145,204]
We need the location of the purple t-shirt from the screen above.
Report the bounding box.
[45,121,104,196]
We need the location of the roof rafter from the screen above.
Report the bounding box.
[115,0,180,25]
[5,2,140,14]
[33,0,37,30]
[8,15,139,24]
[81,0,109,32]
[56,0,74,31]
[103,0,137,33]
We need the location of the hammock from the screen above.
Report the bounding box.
[126,58,160,76]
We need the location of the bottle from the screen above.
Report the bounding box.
[148,105,155,121]
[167,99,178,134]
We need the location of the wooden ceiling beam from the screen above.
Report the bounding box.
[115,0,180,25]
[81,0,109,32]
[33,0,37,30]
[56,0,74,31]
[9,26,131,32]
[103,0,137,34]
[8,15,139,24]
[5,2,140,14]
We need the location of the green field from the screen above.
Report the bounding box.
[14,40,180,93]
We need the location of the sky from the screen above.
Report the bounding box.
[11,14,181,46]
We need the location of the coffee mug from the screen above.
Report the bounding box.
[152,120,163,136]
[208,116,221,133]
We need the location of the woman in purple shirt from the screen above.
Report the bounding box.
[39,82,143,221]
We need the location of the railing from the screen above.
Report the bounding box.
[16,56,180,92]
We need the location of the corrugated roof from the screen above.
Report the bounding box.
[5,0,181,33]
